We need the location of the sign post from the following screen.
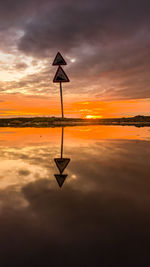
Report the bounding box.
[60,82,64,118]
[52,52,70,119]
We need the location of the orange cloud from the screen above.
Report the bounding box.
[0,94,149,118]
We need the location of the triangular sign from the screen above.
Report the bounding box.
[54,174,68,188]
[52,52,67,66]
[54,158,70,173]
[53,66,70,83]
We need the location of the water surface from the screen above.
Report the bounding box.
[0,126,150,266]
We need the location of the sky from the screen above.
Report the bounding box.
[0,0,150,118]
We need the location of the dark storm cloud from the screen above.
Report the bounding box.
[0,0,44,29]
[17,0,150,100]
[0,0,71,29]
[18,0,150,56]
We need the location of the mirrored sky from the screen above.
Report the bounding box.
[0,126,150,265]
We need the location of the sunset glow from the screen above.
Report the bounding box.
[0,94,149,118]
[85,115,103,119]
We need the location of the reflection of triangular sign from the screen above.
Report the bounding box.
[52,52,67,66]
[54,174,68,187]
[53,66,70,83]
[54,158,70,173]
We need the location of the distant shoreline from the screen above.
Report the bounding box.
[0,116,149,127]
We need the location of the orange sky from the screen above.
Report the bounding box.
[0,94,149,118]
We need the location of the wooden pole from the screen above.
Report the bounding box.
[60,82,64,118]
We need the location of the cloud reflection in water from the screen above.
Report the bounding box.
[0,126,149,266]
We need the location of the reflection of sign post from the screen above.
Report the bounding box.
[54,174,68,188]
[52,52,70,119]
[54,127,70,188]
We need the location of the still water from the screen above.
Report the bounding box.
[0,126,150,266]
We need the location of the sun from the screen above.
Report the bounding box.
[85,115,103,119]
[70,58,76,63]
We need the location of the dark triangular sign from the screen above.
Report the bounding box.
[52,52,67,66]
[53,66,70,83]
[54,158,70,173]
[54,174,68,187]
